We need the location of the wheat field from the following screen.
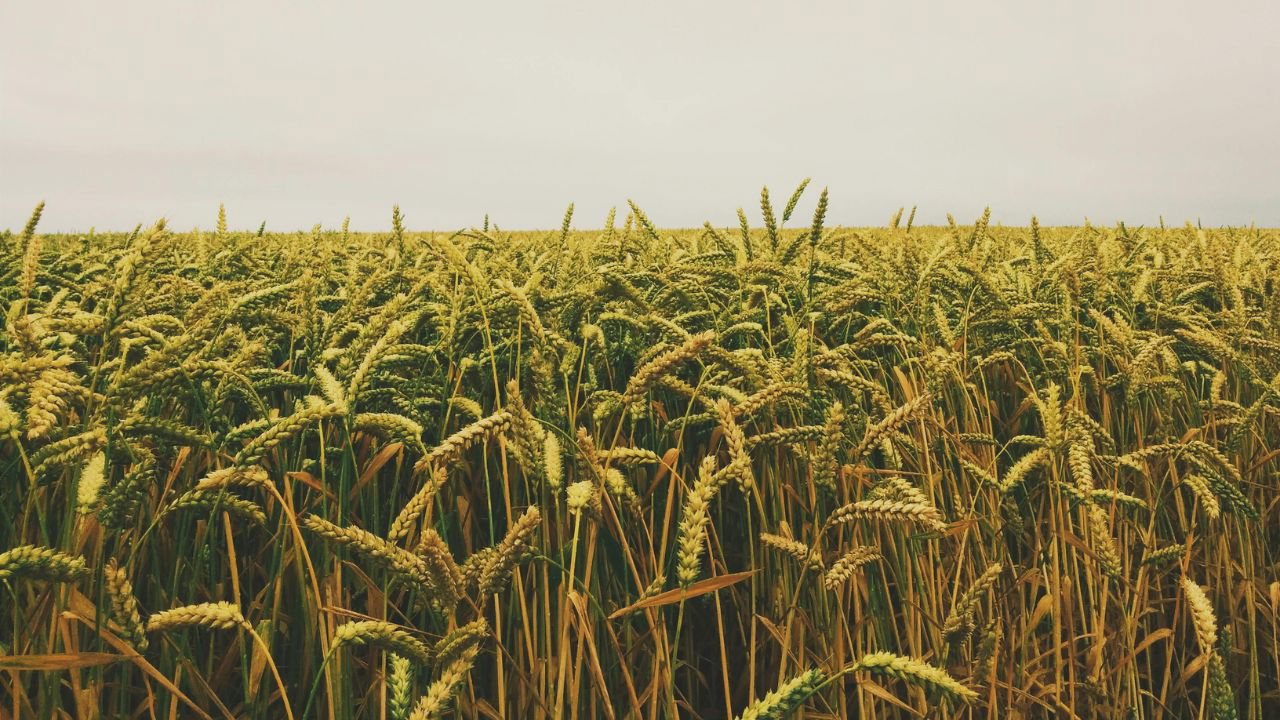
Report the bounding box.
[1,187,1277,719]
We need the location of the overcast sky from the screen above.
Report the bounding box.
[3,1,1278,232]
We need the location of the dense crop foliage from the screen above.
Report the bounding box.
[1,190,1278,718]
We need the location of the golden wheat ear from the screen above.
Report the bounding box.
[146,602,246,633]
[675,455,720,587]
[103,559,147,650]
[1181,575,1218,655]
[852,651,978,701]
[407,644,479,720]
[824,545,882,590]
[332,620,431,665]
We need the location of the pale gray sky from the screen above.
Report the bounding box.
[3,1,1278,232]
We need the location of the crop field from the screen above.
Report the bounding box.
[1,187,1278,719]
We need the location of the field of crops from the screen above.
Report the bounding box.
[1,187,1277,719]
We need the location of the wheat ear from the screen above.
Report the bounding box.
[333,620,431,665]
[853,651,977,700]
[734,667,826,720]
[146,602,247,632]
[407,644,479,720]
